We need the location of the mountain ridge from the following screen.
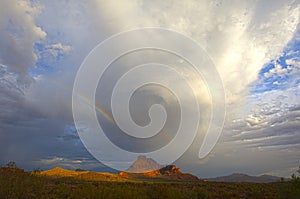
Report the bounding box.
[35,155,199,182]
[207,173,285,183]
[33,156,285,183]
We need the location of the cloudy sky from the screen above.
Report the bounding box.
[0,0,300,178]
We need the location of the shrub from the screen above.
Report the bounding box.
[6,161,17,169]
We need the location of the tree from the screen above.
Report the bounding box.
[6,161,17,169]
[33,168,42,173]
[291,166,300,189]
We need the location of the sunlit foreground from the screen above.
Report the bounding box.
[1,166,300,199]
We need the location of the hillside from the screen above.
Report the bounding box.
[38,167,126,182]
[208,173,283,183]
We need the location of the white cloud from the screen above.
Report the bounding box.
[46,43,72,57]
[286,58,300,68]
[264,62,291,78]
[0,0,46,74]
[89,0,300,105]
[228,85,300,144]
[38,157,64,165]
[34,156,102,170]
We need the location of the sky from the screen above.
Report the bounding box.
[0,0,300,178]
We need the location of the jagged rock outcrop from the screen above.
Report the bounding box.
[120,164,199,181]
[119,171,129,179]
[158,165,199,181]
[159,165,181,175]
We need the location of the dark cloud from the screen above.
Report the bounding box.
[0,65,36,124]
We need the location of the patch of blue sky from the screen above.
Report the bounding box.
[30,41,70,77]
[60,124,81,145]
[30,43,52,76]
[253,29,300,93]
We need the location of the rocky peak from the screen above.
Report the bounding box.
[126,155,162,173]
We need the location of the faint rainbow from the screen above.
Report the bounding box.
[47,80,115,125]
[74,92,116,124]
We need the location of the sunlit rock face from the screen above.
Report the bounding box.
[159,165,181,175]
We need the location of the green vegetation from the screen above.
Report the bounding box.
[0,168,300,199]
[287,166,300,198]
[33,168,42,173]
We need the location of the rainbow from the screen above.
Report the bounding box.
[74,92,116,124]
[47,80,175,142]
[47,80,115,125]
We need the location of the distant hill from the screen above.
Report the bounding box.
[207,173,283,183]
[40,167,82,177]
[38,167,126,182]
[126,155,162,173]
